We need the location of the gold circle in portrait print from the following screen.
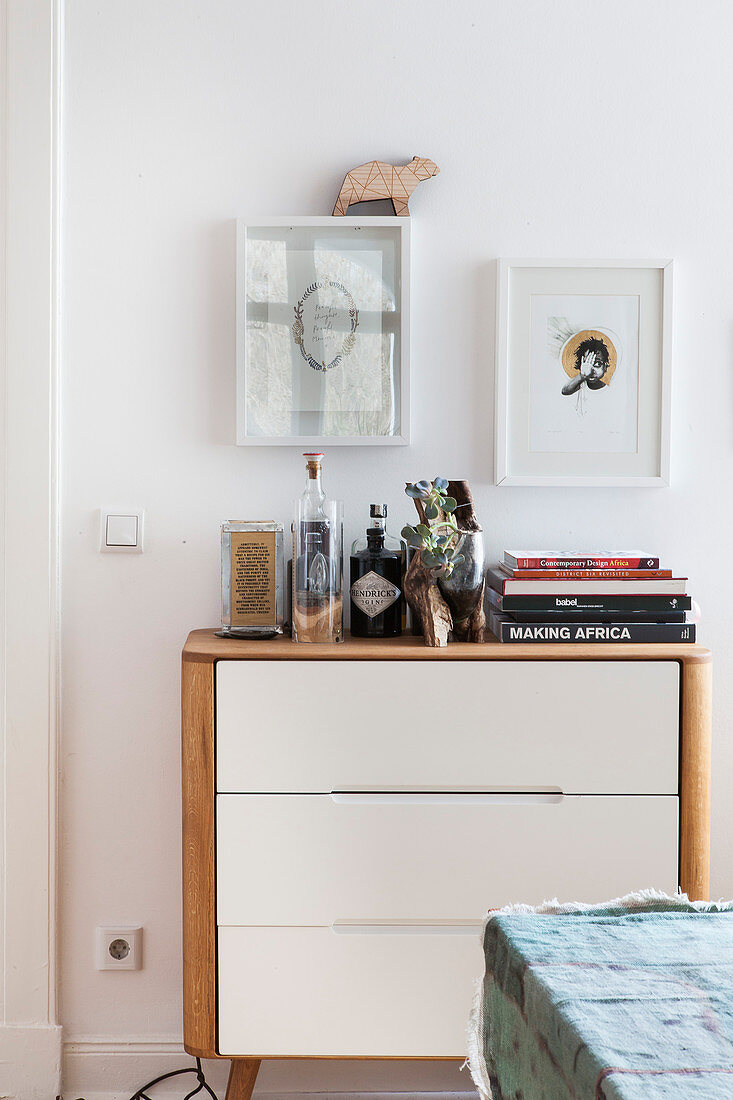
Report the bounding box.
[561,329,617,386]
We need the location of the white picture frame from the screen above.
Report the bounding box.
[495,259,673,486]
[236,216,410,446]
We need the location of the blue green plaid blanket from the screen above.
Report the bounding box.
[468,893,733,1099]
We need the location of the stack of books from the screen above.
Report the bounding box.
[487,551,695,644]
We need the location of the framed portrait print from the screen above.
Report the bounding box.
[237,217,410,445]
[495,260,673,486]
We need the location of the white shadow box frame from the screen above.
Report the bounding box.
[237,217,410,446]
[495,259,673,486]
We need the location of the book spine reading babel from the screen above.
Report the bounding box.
[489,551,696,644]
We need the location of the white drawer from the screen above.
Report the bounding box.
[218,924,482,1057]
[216,793,679,925]
[215,660,679,794]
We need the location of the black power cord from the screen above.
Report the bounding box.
[66,1054,218,1100]
[127,1056,218,1100]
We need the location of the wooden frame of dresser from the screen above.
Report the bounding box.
[182,630,712,1097]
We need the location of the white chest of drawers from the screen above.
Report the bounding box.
[182,631,711,1099]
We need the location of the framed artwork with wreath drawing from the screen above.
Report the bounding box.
[236,217,410,445]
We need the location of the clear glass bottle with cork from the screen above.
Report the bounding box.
[292,452,343,643]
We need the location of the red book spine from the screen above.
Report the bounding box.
[506,568,673,580]
[516,557,660,570]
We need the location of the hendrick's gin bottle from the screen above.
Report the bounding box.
[349,504,403,638]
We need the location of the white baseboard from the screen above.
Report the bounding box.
[0,1024,62,1100]
[62,1044,229,1100]
[62,1040,476,1100]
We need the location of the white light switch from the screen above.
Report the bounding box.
[107,514,137,546]
[100,510,144,553]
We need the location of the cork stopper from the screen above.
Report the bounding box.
[303,452,324,479]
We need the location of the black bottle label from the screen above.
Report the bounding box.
[350,570,401,619]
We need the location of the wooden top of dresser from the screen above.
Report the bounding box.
[182,628,711,665]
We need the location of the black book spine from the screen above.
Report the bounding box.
[499,622,696,643]
[504,610,688,624]
[499,594,691,613]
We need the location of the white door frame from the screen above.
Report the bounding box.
[0,1,61,1096]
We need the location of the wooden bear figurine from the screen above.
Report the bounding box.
[333,156,440,216]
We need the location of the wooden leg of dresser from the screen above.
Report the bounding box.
[225,1059,261,1100]
[680,658,712,901]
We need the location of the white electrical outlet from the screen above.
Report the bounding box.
[95,926,143,970]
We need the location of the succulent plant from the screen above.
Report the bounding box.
[402,478,465,577]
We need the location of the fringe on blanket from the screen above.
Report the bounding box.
[465,889,733,1100]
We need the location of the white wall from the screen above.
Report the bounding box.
[61,0,733,1094]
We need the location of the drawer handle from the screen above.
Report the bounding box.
[331,920,483,936]
[329,791,565,805]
